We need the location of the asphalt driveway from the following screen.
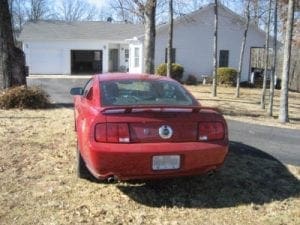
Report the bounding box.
[228,120,300,166]
[27,75,91,104]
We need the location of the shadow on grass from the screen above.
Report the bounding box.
[117,141,300,208]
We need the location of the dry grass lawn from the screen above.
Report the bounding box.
[0,86,300,224]
[185,85,300,129]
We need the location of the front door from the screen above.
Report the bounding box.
[109,49,119,72]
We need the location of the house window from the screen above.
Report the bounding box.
[219,50,229,67]
[125,49,129,62]
[165,48,176,63]
[134,47,140,67]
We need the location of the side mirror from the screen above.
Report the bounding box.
[70,87,83,95]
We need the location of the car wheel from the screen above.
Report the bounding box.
[77,144,92,179]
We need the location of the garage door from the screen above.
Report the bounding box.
[29,49,63,74]
[71,50,102,74]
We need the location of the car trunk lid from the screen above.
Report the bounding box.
[101,106,221,143]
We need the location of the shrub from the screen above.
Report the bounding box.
[156,63,184,82]
[0,85,52,109]
[185,75,198,85]
[217,67,237,86]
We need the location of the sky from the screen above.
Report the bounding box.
[48,0,252,23]
[86,0,106,9]
[83,0,244,15]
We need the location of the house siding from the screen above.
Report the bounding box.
[155,6,265,81]
[22,40,122,75]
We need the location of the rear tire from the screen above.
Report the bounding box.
[77,144,92,179]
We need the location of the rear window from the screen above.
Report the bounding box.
[100,79,196,107]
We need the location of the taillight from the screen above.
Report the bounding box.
[95,123,106,142]
[198,122,225,141]
[95,123,130,143]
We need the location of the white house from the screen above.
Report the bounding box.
[154,3,266,81]
[20,21,144,75]
[20,3,266,81]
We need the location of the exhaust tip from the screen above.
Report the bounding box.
[107,175,118,183]
[207,170,216,177]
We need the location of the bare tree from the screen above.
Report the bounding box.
[143,0,157,74]
[27,0,49,21]
[111,0,128,21]
[109,0,142,23]
[9,0,46,33]
[252,0,260,26]
[268,0,278,116]
[0,0,26,89]
[108,1,157,74]
[109,0,166,24]
[167,0,173,77]
[212,0,218,97]
[56,0,97,22]
[279,0,295,123]
[260,0,272,109]
[11,0,27,32]
[109,0,145,23]
[173,0,204,13]
[236,0,250,98]
[131,0,157,74]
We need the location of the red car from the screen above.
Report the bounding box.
[70,73,228,181]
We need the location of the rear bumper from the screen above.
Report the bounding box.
[86,141,228,181]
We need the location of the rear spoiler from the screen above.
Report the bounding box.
[101,106,221,114]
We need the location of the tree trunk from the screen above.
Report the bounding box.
[167,0,173,78]
[236,0,250,98]
[268,0,278,117]
[144,0,156,74]
[212,0,218,97]
[0,0,26,89]
[260,0,272,109]
[279,0,295,123]
[253,0,259,26]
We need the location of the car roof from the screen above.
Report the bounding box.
[95,73,175,82]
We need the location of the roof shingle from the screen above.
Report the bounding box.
[19,20,144,41]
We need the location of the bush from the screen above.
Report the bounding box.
[0,86,52,109]
[217,67,237,86]
[156,63,184,82]
[185,75,198,85]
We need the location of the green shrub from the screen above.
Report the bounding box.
[217,67,237,86]
[156,63,184,82]
[185,75,198,85]
[0,85,52,109]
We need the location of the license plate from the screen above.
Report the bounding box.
[152,155,180,170]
